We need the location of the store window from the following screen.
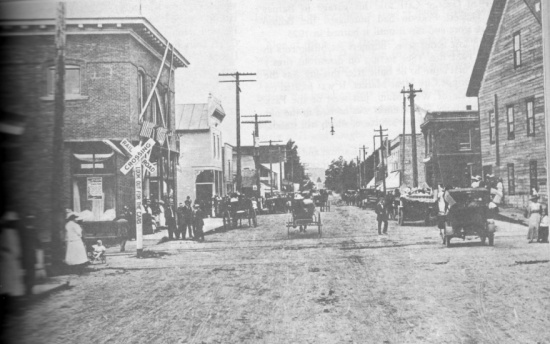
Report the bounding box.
[47,65,81,95]
[71,143,116,221]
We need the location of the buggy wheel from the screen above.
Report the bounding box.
[488,233,494,246]
[318,212,322,237]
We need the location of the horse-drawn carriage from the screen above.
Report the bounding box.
[397,193,437,226]
[286,196,322,238]
[265,195,288,214]
[313,189,330,212]
[221,196,257,230]
[443,188,495,247]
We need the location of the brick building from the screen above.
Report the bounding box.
[467,0,545,206]
[421,111,482,188]
[175,95,226,204]
[0,2,188,239]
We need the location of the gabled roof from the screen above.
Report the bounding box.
[175,95,226,131]
[466,0,507,97]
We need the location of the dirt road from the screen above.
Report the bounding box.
[6,199,550,344]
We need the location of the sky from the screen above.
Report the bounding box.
[61,0,495,169]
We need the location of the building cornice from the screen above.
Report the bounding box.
[0,17,189,68]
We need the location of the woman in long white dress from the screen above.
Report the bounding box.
[64,212,88,266]
[526,195,542,243]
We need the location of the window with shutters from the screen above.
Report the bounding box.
[526,99,535,137]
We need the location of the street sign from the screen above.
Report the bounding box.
[120,138,156,175]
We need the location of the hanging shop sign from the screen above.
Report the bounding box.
[87,177,103,200]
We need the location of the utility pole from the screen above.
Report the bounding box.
[401,92,406,187]
[359,145,368,188]
[261,140,282,196]
[401,84,422,188]
[357,156,361,189]
[242,114,271,197]
[219,72,256,192]
[374,126,388,194]
[51,2,66,264]
[373,136,377,187]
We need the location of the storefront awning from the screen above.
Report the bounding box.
[73,152,114,163]
[376,171,401,191]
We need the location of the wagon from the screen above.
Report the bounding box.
[397,194,437,226]
[313,190,330,212]
[443,188,494,247]
[221,197,257,230]
[286,199,322,238]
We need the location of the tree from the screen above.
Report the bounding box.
[285,139,306,184]
[324,156,359,193]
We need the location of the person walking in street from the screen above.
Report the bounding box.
[538,205,549,243]
[114,215,129,252]
[193,204,205,242]
[375,198,389,235]
[182,200,194,240]
[436,184,449,238]
[64,211,88,272]
[525,194,542,243]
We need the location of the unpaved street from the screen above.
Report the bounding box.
[7,198,550,344]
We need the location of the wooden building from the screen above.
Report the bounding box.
[467,0,544,206]
[421,111,482,188]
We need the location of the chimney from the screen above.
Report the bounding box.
[466,105,472,110]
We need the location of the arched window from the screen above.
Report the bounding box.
[47,65,80,95]
[138,71,147,115]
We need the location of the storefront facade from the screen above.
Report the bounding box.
[0,3,188,241]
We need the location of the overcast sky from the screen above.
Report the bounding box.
[139,0,492,168]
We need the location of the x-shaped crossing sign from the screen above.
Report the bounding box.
[119,138,157,175]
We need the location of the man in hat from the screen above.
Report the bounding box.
[165,200,177,240]
[182,200,194,240]
[193,204,205,242]
[375,197,389,235]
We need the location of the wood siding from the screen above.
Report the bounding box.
[478,0,545,205]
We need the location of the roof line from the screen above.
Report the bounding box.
[466,0,507,97]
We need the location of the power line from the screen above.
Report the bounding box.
[219,72,256,192]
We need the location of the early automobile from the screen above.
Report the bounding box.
[443,188,495,247]
[397,193,437,226]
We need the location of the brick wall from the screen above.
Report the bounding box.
[0,31,179,238]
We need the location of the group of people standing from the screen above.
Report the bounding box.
[174,198,205,241]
